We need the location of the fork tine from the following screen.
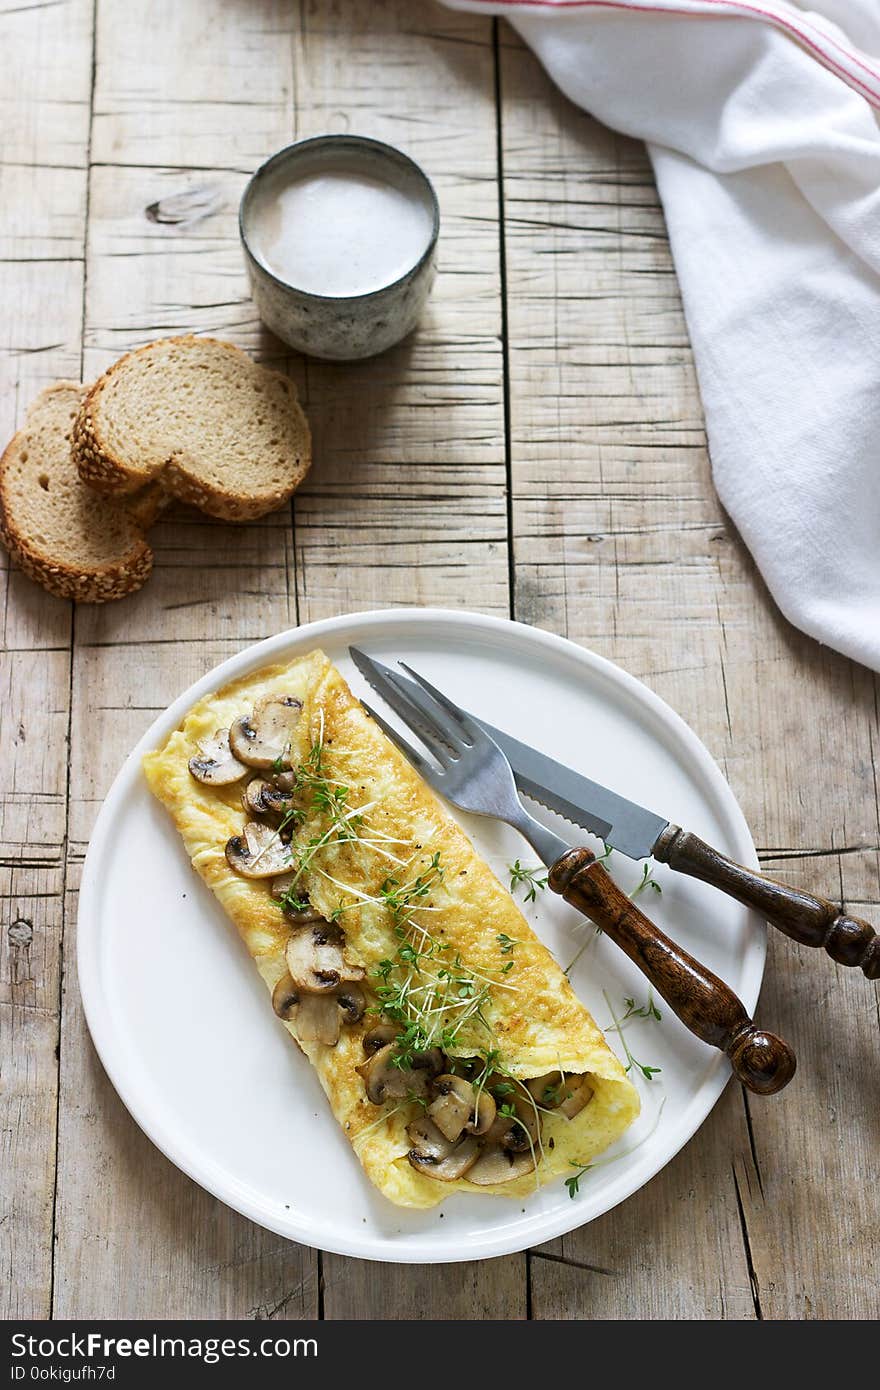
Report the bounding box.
[381,666,468,755]
[360,700,439,777]
[397,662,483,745]
[350,648,453,766]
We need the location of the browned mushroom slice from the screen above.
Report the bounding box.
[337,981,366,1025]
[228,695,303,770]
[242,778,296,824]
[484,1093,539,1153]
[428,1075,497,1143]
[525,1071,594,1120]
[406,1117,480,1181]
[362,1023,401,1056]
[356,1043,444,1105]
[428,1076,473,1142]
[188,729,249,786]
[466,1145,536,1185]
[271,971,300,1021]
[225,821,294,878]
[285,923,365,995]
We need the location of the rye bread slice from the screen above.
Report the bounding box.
[72,335,311,521]
[0,382,165,603]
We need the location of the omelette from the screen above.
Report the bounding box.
[143,649,639,1208]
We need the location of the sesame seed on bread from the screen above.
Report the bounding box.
[71,335,311,521]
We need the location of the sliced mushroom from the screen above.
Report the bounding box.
[362,1023,401,1056]
[428,1075,497,1143]
[242,778,295,824]
[356,1043,444,1105]
[406,1116,480,1181]
[466,1145,536,1185]
[337,981,366,1025]
[271,971,300,1021]
[188,729,249,786]
[225,821,294,878]
[271,972,341,1046]
[525,1071,594,1120]
[484,1093,539,1153]
[468,1086,497,1136]
[427,1076,473,1142]
[294,993,342,1046]
[285,923,365,995]
[229,695,303,770]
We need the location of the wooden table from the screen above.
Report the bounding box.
[2,0,877,1323]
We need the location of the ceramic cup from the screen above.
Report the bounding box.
[239,135,440,361]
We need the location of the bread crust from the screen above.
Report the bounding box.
[0,382,155,603]
[71,335,311,520]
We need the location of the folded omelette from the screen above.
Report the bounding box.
[143,649,639,1208]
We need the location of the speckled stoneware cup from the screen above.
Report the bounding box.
[240,135,440,361]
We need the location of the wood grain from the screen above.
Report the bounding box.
[0,0,86,1321]
[2,0,877,1321]
[548,848,796,1095]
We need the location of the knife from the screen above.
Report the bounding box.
[349,647,880,980]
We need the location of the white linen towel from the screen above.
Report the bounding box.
[445,0,880,672]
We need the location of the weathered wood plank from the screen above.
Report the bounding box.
[499,28,879,1319]
[735,854,880,1320]
[0,867,65,1319]
[323,1255,528,1321]
[0,0,92,169]
[0,0,89,1320]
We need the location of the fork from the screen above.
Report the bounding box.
[353,651,796,1097]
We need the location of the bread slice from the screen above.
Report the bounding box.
[0,382,166,603]
[72,335,311,521]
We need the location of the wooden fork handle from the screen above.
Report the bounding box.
[654,826,880,980]
[548,848,796,1096]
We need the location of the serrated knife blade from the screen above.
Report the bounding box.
[348,646,669,861]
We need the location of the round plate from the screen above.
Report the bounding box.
[78,608,764,1263]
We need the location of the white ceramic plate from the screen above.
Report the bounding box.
[78,608,764,1263]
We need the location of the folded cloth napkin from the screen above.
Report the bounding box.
[444,0,880,672]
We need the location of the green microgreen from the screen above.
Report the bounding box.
[565,1162,593,1199]
[508,860,548,903]
[271,711,521,1100]
[603,989,662,1082]
[630,862,662,898]
[619,991,662,1024]
[274,884,311,916]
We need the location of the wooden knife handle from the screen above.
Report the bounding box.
[654,826,880,980]
[548,848,796,1096]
